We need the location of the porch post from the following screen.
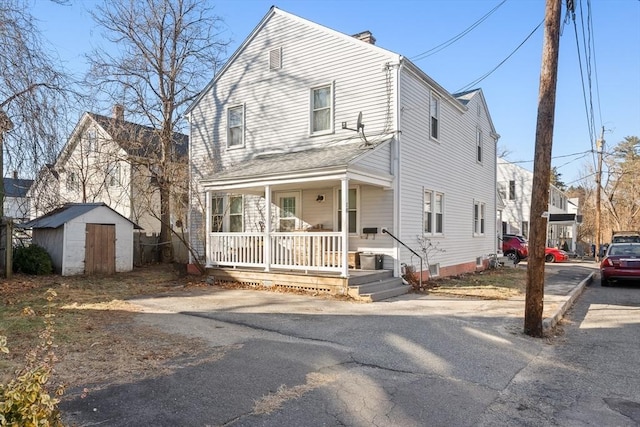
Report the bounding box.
[264,185,271,272]
[341,177,349,278]
[205,191,211,267]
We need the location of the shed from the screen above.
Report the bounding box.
[20,203,141,276]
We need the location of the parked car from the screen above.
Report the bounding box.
[545,247,568,263]
[600,242,640,287]
[502,234,529,263]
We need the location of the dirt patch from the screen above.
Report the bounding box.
[419,266,527,299]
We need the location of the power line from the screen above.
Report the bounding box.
[410,0,508,62]
[455,20,543,93]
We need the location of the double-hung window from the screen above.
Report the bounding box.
[509,180,516,200]
[311,84,333,134]
[337,188,358,233]
[211,194,244,232]
[430,95,440,140]
[476,128,483,163]
[227,105,244,148]
[474,201,485,236]
[424,190,444,235]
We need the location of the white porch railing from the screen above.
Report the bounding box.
[208,232,344,272]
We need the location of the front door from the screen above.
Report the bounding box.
[85,223,116,274]
[275,191,301,231]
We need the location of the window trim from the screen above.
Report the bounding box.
[474,200,486,236]
[476,127,483,164]
[227,104,245,149]
[310,82,334,136]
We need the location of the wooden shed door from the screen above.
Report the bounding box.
[85,224,116,275]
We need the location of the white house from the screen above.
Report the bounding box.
[184,7,499,296]
[497,157,580,251]
[28,106,189,235]
[21,203,140,276]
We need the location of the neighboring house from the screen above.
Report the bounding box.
[497,158,581,252]
[20,203,141,275]
[28,105,189,236]
[184,7,499,292]
[3,174,33,222]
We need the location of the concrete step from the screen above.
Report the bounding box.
[347,270,394,286]
[348,277,410,302]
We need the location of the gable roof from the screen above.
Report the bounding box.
[88,113,189,159]
[20,203,142,229]
[3,177,33,198]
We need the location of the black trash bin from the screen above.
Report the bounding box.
[360,253,383,270]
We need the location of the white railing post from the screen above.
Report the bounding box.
[341,178,349,278]
[264,185,271,272]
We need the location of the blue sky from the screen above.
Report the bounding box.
[31,0,640,187]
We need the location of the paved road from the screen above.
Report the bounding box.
[60,263,639,426]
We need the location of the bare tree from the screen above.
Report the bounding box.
[85,0,229,262]
[0,0,72,216]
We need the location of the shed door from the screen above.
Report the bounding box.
[85,224,116,275]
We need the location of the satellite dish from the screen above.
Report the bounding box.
[356,111,364,133]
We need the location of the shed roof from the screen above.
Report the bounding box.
[19,203,142,229]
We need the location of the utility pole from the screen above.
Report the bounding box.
[524,0,563,337]
[594,126,605,261]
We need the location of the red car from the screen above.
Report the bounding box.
[600,243,640,287]
[545,247,569,263]
[502,234,529,263]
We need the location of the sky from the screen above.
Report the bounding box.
[30,0,640,187]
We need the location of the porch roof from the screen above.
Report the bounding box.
[201,140,394,191]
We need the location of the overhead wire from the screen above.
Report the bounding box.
[410,0,508,62]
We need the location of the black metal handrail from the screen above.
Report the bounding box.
[381,228,423,289]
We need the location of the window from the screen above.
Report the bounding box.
[476,128,483,163]
[211,195,244,232]
[86,129,97,153]
[430,95,440,139]
[229,196,244,232]
[227,105,244,147]
[498,182,507,200]
[474,201,485,235]
[337,188,358,233]
[66,172,78,191]
[311,84,332,134]
[107,162,120,187]
[269,47,282,70]
[522,221,529,239]
[424,190,444,235]
[509,180,516,200]
[424,191,432,234]
[211,195,224,232]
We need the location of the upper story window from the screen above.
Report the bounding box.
[107,162,120,187]
[311,83,333,135]
[86,129,97,153]
[476,128,483,163]
[66,171,78,191]
[498,182,507,200]
[430,94,440,140]
[509,180,516,200]
[227,105,244,148]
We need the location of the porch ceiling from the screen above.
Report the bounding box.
[201,140,394,192]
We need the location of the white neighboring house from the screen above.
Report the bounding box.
[28,106,189,235]
[497,157,581,252]
[185,7,499,292]
[3,175,33,222]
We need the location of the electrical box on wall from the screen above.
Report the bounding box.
[362,227,378,234]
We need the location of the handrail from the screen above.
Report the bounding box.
[381,228,423,289]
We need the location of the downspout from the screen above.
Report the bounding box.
[393,57,402,278]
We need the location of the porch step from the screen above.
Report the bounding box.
[348,277,410,302]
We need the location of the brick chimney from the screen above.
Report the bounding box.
[113,104,125,121]
[352,31,376,45]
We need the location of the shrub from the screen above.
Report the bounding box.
[13,245,53,275]
[0,289,65,426]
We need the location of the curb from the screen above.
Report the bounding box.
[542,271,595,334]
